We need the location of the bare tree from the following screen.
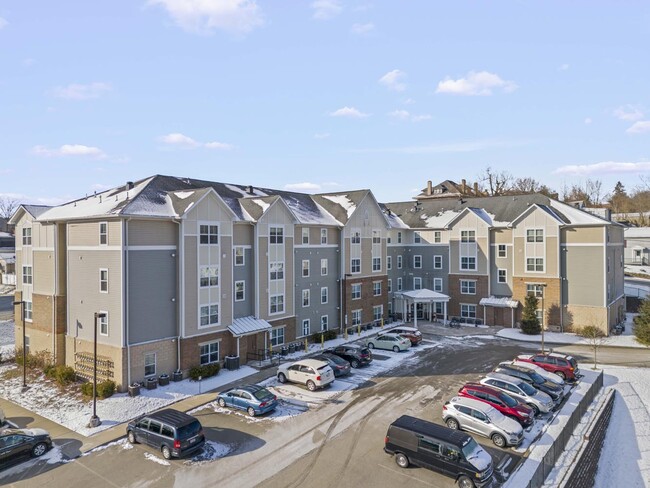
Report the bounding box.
[577,324,609,369]
[0,197,19,220]
[585,178,604,206]
[511,177,557,197]
[477,166,513,196]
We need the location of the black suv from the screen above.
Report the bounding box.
[493,364,564,402]
[329,344,373,368]
[127,409,205,460]
[0,428,52,465]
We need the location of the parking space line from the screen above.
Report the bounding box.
[377,462,434,486]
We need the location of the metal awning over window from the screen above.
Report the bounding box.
[228,316,273,337]
[479,296,519,309]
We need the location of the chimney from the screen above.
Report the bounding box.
[247,185,254,195]
[461,179,467,193]
[473,182,479,195]
[126,181,134,191]
[427,180,433,196]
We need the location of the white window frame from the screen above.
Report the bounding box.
[387,255,392,270]
[397,277,403,291]
[144,352,156,377]
[351,283,361,300]
[200,265,219,287]
[497,244,507,258]
[270,327,285,346]
[373,281,381,296]
[372,257,381,272]
[270,226,284,244]
[24,300,33,321]
[351,309,362,326]
[99,311,109,336]
[414,231,421,243]
[461,304,477,319]
[387,279,392,293]
[397,232,402,244]
[235,280,245,301]
[200,341,220,365]
[302,289,310,307]
[527,284,544,298]
[270,294,285,314]
[22,265,32,285]
[321,286,328,304]
[199,224,219,245]
[414,277,422,290]
[99,268,108,293]
[526,257,545,273]
[302,319,310,337]
[434,255,442,269]
[526,229,544,243]
[320,258,328,276]
[434,231,441,243]
[351,230,361,244]
[99,222,108,246]
[22,227,32,246]
[413,255,422,269]
[461,230,476,243]
[351,258,361,274]
[397,255,403,269]
[373,305,383,322]
[200,303,219,327]
[270,261,284,281]
[321,315,328,331]
[302,260,310,277]
[460,256,476,271]
[320,228,327,245]
[234,247,245,266]
[498,269,507,283]
[433,278,442,292]
[302,228,309,245]
[460,280,476,295]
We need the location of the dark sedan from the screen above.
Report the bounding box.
[329,344,373,368]
[493,364,564,403]
[0,428,52,465]
[313,353,351,377]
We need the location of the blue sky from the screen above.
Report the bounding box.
[1,1,649,206]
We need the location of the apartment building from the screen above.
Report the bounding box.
[11,176,623,390]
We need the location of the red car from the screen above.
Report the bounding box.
[516,353,580,382]
[387,326,423,346]
[458,382,534,427]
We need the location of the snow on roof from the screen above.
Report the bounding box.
[281,197,342,226]
[224,184,268,198]
[321,194,356,219]
[479,296,519,308]
[251,199,270,214]
[174,191,194,200]
[549,200,608,225]
[420,209,462,229]
[624,227,650,238]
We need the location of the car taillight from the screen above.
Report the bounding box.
[174,440,181,449]
[316,375,321,381]
[260,402,267,408]
[385,436,389,444]
[273,396,277,401]
[569,367,574,371]
[442,404,447,411]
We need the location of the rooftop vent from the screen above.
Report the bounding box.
[126,181,134,191]
[247,185,254,195]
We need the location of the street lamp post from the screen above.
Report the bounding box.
[540,284,548,353]
[88,312,107,428]
[13,300,27,390]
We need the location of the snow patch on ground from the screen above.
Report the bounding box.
[84,438,133,455]
[0,319,15,360]
[190,399,308,424]
[184,440,233,465]
[144,452,171,466]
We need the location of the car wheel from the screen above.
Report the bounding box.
[555,371,567,380]
[247,407,256,417]
[528,403,540,416]
[395,453,409,468]
[306,380,316,391]
[278,373,287,383]
[350,360,359,368]
[492,433,506,448]
[161,445,172,460]
[392,346,400,353]
[218,398,226,408]
[31,442,48,457]
[127,430,137,444]
[457,475,476,488]
[367,342,375,349]
[446,418,459,430]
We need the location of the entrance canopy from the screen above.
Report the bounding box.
[228,316,272,337]
[395,289,450,303]
[479,296,519,309]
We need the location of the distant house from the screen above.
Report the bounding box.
[624,227,650,265]
[0,231,15,285]
[414,179,482,200]
[0,217,15,234]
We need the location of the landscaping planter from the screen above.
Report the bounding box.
[128,383,141,397]
[145,378,158,390]
[158,374,170,386]
[172,371,183,382]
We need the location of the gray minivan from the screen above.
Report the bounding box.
[384,415,494,488]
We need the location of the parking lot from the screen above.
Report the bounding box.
[1,333,582,488]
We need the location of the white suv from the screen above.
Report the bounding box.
[277,359,335,391]
[480,372,554,416]
[442,396,523,448]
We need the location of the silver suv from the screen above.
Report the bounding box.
[480,372,554,416]
[442,396,524,448]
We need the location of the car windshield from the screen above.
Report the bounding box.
[325,354,346,365]
[529,371,545,384]
[568,357,578,368]
[500,393,518,407]
[520,382,537,396]
[253,388,274,401]
[177,420,202,439]
[461,438,482,460]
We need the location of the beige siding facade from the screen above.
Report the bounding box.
[513,208,560,278]
[128,219,177,246]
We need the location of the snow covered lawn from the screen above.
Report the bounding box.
[0,319,15,360]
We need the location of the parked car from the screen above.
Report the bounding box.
[0,408,5,426]
[457,382,534,427]
[313,353,351,377]
[384,414,494,488]
[277,359,335,391]
[492,364,564,402]
[517,352,580,382]
[442,396,524,448]
[480,373,554,416]
[216,385,278,417]
[365,333,411,352]
[387,326,423,346]
[506,360,565,386]
[329,344,373,368]
[127,409,205,460]
[0,428,52,464]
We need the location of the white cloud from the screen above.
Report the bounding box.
[148,0,264,35]
[411,114,431,122]
[379,69,406,92]
[435,70,518,96]
[284,182,321,192]
[403,98,415,105]
[32,144,107,159]
[314,132,330,139]
[614,105,644,122]
[627,121,650,134]
[554,161,650,176]
[158,132,233,149]
[52,82,112,100]
[351,22,374,35]
[389,110,430,122]
[559,63,570,71]
[329,106,369,118]
[311,0,342,20]
[0,17,7,30]
[584,117,592,125]
[356,138,529,154]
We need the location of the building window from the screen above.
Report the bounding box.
[397,232,402,244]
[414,277,422,290]
[527,284,543,297]
[99,312,108,336]
[302,228,309,245]
[498,269,507,283]
[373,281,381,296]
[607,257,610,272]
[321,228,327,245]
[22,265,32,285]
[99,268,108,293]
[99,222,108,245]
[527,229,544,243]
[24,301,33,321]
[302,289,310,307]
[234,247,245,266]
[434,231,441,243]
[460,280,476,295]
[413,255,422,269]
[461,304,476,318]
[22,227,32,246]
[321,315,328,331]
[373,305,383,322]
[414,231,421,243]
[387,279,392,293]
[373,230,381,244]
[270,295,284,314]
[397,277,403,291]
[302,319,310,337]
[435,302,443,314]
[321,287,328,304]
[352,310,362,326]
[270,262,284,280]
[526,258,544,272]
[434,255,442,269]
[372,257,381,271]
[270,226,284,244]
[498,244,507,258]
[235,281,245,301]
[460,257,476,270]
[351,283,361,299]
[302,260,310,277]
[200,304,219,326]
[144,353,156,377]
[320,258,328,276]
[351,258,361,274]
[200,224,219,244]
[200,342,219,365]
[351,230,361,244]
[387,256,392,270]
[397,255,403,269]
[200,266,219,287]
[535,309,544,326]
[270,327,285,346]
[461,230,475,242]
[433,278,442,292]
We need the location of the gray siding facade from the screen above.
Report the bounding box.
[233,248,254,318]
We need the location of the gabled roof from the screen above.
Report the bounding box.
[624,227,650,238]
[9,204,53,224]
[312,190,370,225]
[239,195,282,222]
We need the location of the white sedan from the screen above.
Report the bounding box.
[365,333,411,352]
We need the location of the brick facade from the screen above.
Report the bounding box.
[512,277,561,327]
[447,274,489,318]
[344,275,389,326]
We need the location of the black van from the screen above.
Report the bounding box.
[127,409,205,460]
[384,415,493,488]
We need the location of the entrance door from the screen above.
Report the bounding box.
[416,303,425,320]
